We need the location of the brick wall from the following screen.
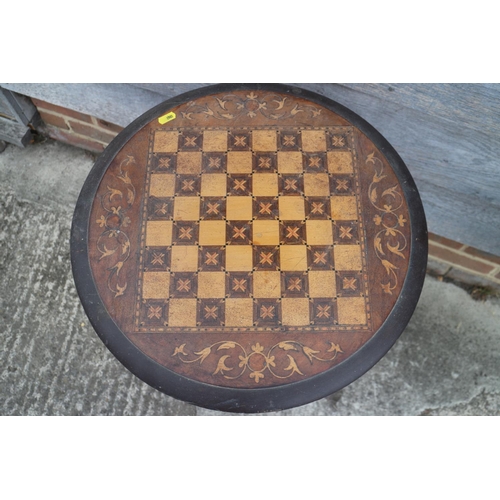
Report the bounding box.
[428,233,500,292]
[29,98,500,294]
[32,98,124,153]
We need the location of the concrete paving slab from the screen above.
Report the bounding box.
[1,140,499,416]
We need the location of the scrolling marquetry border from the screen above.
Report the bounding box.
[181,91,322,121]
[95,155,136,297]
[366,153,408,295]
[172,340,343,384]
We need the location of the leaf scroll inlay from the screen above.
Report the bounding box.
[95,155,137,297]
[172,340,344,384]
[366,153,409,295]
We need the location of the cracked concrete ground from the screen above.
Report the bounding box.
[1,139,499,416]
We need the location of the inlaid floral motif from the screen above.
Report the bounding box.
[172,340,343,383]
[95,155,136,297]
[180,92,322,121]
[366,153,408,295]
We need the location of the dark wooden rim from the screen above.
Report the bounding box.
[70,83,428,413]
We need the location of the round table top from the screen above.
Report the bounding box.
[71,84,427,413]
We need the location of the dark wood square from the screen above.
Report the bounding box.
[303,152,327,172]
[229,131,251,150]
[172,221,199,245]
[139,300,168,327]
[151,153,176,172]
[305,197,330,220]
[226,272,253,298]
[253,246,280,270]
[199,246,225,271]
[228,175,252,196]
[197,299,225,327]
[253,299,281,327]
[178,130,203,151]
[333,221,359,244]
[310,298,337,325]
[253,197,279,220]
[327,131,350,150]
[176,175,201,196]
[227,221,252,245]
[307,246,334,270]
[281,272,308,298]
[278,130,301,150]
[144,247,170,272]
[148,197,173,220]
[330,175,354,196]
[202,153,227,173]
[280,221,306,245]
[201,197,226,220]
[279,174,304,195]
[253,153,277,172]
[170,272,198,298]
[336,271,363,297]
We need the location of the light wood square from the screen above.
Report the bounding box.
[227,152,252,173]
[225,299,254,326]
[198,272,226,298]
[173,197,200,221]
[278,152,303,173]
[150,173,175,197]
[252,173,278,196]
[171,246,199,272]
[301,130,326,152]
[146,221,172,246]
[308,271,336,298]
[337,297,367,324]
[153,131,178,153]
[177,152,202,175]
[306,220,333,245]
[304,173,330,197]
[201,173,227,197]
[280,245,308,271]
[281,298,310,326]
[203,130,228,152]
[253,220,280,245]
[334,245,363,270]
[327,151,353,173]
[142,272,170,299]
[278,197,305,220]
[168,298,197,326]
[199,221,226,245]
[226,197,253,220]
[252,130,277,151]
[331,196,357,220]
[226,245,253,271]
[253,271,281,298]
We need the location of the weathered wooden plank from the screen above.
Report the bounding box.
[416,178,499,253]
[339,83,500,136]
[0,96,15,119]
[128,83,212,96]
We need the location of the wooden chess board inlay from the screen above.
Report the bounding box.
[77,85,424,403]
[136,125,371,333]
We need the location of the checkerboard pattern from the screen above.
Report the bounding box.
[135,127,370,332]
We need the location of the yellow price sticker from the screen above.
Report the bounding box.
[158,111,176,125]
